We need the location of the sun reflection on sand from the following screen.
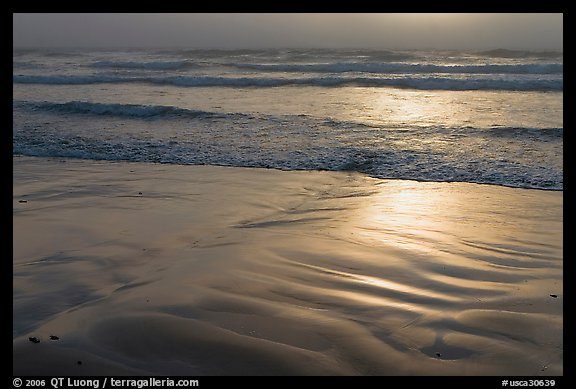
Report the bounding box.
[353,180,456,252]
[286,259,462,302]
[347,178,562,280]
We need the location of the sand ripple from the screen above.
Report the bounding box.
[13,157,562,375]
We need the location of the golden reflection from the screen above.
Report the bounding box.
[290,260,461,302]
[353,180,457,254]
[342,88,562,130]
[367,90,471,128]
[347,178,563,264]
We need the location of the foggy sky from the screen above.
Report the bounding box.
[13,13,563,51]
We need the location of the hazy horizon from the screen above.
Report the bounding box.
[13,13,563,51]
[12,46,565,53]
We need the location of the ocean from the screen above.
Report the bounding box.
[13,48,563,190]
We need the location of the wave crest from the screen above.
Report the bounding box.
[14,100,236,119]
[228,62,563,75]
[89,60,200,70]
[13,74,563,91]
[476,49,563,59]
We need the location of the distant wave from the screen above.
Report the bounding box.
[14,75,124,85]
[13,48,39,56]
[13,100,564,140]
[12,61,46,69]
[16,50,87,58]
[14,100,244,120]
[13,74,563,91]
[476,49,562,59]
[482,126,563,141]
[167,48,417,61]
[89,60,200,70]
[228,62,563,75]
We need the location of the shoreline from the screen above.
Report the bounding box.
[13,156,563,375]
[12,154,563,192]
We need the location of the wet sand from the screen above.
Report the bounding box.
[13,156,563,375]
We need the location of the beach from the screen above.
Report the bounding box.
[13,156,563,375]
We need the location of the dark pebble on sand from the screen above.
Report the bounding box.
[550,294,558,298]
[18,200,27,203]
[29,337,40,343]
[49,335,60,340]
